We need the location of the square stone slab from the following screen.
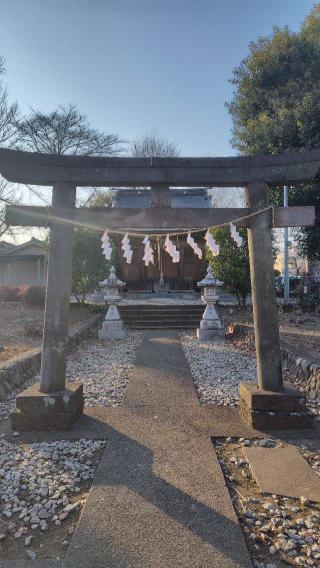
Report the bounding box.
[244,445,320,502]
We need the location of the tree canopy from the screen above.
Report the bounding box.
[227,3,320,260]
[207,227,250,307]
[16,103,123,156]
[71,190,120,302]
[71,228,110,303]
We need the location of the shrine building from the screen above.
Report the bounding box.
[112,187,210,293]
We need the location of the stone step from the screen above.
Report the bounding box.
[120,314,203,320]
[120,312,204,318]
[126,321,199,327]
[119,306,205,311]
[127,326,200,330]
[127,325,198,330]
[118,304,207,330]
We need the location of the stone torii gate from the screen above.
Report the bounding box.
[0,147,318,431]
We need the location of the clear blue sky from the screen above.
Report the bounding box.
[0,0,316,157]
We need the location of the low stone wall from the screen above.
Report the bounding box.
[0,314,103,401]
[227,323,320,402]
[281,347,320,402]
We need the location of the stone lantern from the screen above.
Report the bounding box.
[98,266,126,339]
[197,265,224,340]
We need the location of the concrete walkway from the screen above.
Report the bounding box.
[64,332,252,568]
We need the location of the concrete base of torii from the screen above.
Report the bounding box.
[240,382,314,429]
[11,382,84,431]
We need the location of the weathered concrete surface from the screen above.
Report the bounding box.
[1,146,320,186]
[40,182,76,394]
[11,404,320,445]
[6,204,315,231]
[11,382,84,431]
[245,182,283,392]
[244,445,320,502]
[239,382,313,429]
[64,332,251,568]
[0,561,62,568]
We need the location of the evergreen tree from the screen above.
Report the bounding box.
[227,4,320,260]
[207,227,250,306]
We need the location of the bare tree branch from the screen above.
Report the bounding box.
[16,104,125,156]
[131,131,180,157]
[0,56,21,236]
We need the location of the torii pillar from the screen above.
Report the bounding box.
[11,183,84,431]
[1,146,317,431]
[239,182,313,429]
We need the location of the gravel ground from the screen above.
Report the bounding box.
[180,333,257,406]
[0,332,143,420]
[0,438,105,560]
[215,437,320,567]
[66,332,143,407]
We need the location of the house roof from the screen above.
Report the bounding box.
[0,240,14,254]
[0,237,46,258]
[112,188,212,209]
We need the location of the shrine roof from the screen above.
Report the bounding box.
[112,188,212,208]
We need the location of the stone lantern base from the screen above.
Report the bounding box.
[197,319,224,341]
[196,302,224,341]
[98,304,126,340]
[197,328,225,341]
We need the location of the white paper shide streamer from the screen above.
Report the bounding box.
[142,236,154,266]
[205,230,219,256]
[230,223,243,247]
[102,216,245,267]
[101,230,112,260]
[164,234,180,263]
[121,233,133,264]
[187,232,202,259]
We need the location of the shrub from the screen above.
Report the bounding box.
[0,287,21,302]
[20,286,46,307]
[207,226,251,307]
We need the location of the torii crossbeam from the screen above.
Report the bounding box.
[0,147,318,431]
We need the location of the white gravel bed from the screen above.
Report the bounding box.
[181,333,257,406]
[0,438,105,558]
[0,332,143,420]
[66,332,143,407]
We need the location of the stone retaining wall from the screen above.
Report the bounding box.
[228,323,320,401]
[281,346,320,402]
[0,314,103,401]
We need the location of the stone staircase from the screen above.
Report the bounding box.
[118,304,205,330]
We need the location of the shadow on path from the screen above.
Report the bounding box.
[65,417,251,568]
